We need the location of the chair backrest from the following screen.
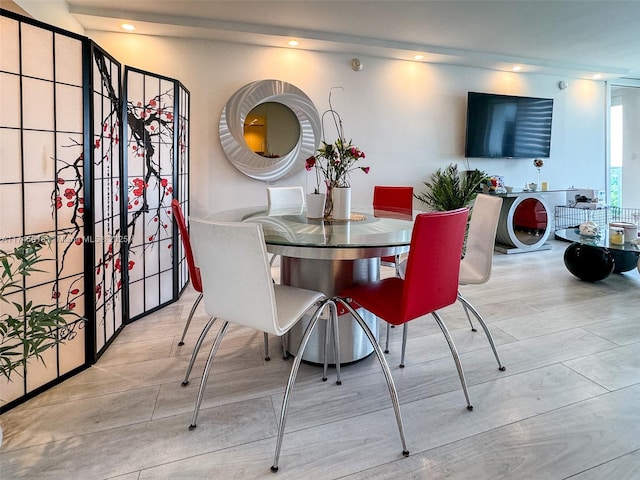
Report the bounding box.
[460,194,503,285]
[189,218,282,335]
[401,208,469,321]
[373,186,413,217]
[267,186,305,208]
[171,199,202,292]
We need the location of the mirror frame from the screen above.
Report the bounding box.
[219,79,321,182]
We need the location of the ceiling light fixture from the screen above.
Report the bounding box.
[120,23,136,32]
[592,73,602,80]
[413,54,424,61]
[512,65,522,72]
[287,40,299,47]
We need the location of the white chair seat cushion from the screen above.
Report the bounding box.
[274,285,325,335]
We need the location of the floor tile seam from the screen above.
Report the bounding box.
[560,447,640,480]
[579,326,640,348]
[0,382,163,415]
[490,324,622,343]
[563,362,616,393]
[338,389,622,475]
[134,432,279,476]
[149,383,163,422]
[0,412,158,456]
[562,361,640,393]
[151,391,280,421]
[556,337,630,363]
[385,326,515,360]
[394,361,607,404]
[107,331,180,347]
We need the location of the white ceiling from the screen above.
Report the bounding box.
[25,0,640,80]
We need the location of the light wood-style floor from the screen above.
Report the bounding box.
[1,239,640,479]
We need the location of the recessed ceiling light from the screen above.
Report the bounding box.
[592,73,602,80]
[288,40,299,47]
[512,65,522,72]
[120,23,135,31]
[413,54,425,61]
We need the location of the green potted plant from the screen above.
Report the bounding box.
[415,164,487,211]
[1,238,73,383]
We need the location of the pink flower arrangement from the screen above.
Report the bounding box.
[305,90,370,192]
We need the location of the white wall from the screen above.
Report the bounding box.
[82,31,607,217]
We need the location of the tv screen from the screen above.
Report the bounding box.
[465,92,553,159]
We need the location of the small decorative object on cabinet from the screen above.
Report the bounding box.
[533,158,544,186]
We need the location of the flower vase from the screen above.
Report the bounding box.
[332,187,351,220]
[324,186,334,218]
[306,193,326,219]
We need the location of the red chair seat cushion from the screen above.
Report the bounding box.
[342,278,405,325]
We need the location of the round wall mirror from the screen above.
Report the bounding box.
[220,80,321,181]
[243,102,300,158]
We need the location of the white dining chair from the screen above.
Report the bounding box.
[266,186,305,273]
[183,218,408,471]
[267,186,305,208]
[457,194,506,372]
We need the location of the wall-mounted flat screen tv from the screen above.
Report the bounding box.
[465,92,553,159]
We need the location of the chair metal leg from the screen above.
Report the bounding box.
[431,311,473,411]
[188,320,230,429]
[399,323,408,368]
[178,293,203,346]
[264,332,270,361]
[331,301,341,385]
[336,298,410,457]
[385,322,391,354]
[323,311,331,382]
[457,293,506,371]
[282,333,288,360]
[383,256,402,355]
[271,300,331,472]
[322,300,342,385]
[458,290,477,332]
[181,316,217,386]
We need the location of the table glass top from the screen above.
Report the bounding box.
[555,228,640,252]
[207,206,415,250]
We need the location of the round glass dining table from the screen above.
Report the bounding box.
[207,205,416,363]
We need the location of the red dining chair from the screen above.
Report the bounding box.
[395,194,507,372]
[171,199,272,360]
[171,199,204,347]
[338,208,474,410]
[372,185,414,354]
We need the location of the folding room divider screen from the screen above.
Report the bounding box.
[124,67,190,321]
[0,9,190,412]
[90,44,126,357]
[0,11,88,409]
